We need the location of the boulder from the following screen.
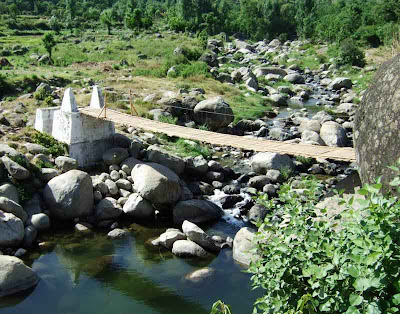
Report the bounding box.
[184,267,215,285]
[0,144,18,158]
[129,139,144,159]
[122,193,154,220]
[95,197,122,221]
[173,199,223,225]
[107,228,129,239]
[132,163,181,205]
[172,240,207,257]
[254,66,287,77]
[0,197,27,223]
[184,156,208,176]
[102,148,129,166]
[0,256,39,297]
[114,133,131,148]
[301,130,325,145]
[0,212,24,247]
[38,168,60,182]
[159,229,186,249]
[43,170,93,221]
[248,204,268,223]
[249,175,270,190]
[146,145,185,175]
[328,77,352,90]
[233,227,260,266]
[266,169,283,183]
[193,97,234,131]
[251,152,294,174]
[23,143,48,155]
[284,73,305,84]
[55,156,78,172]
[320,121,348,147]
[0,183,19,203]
[182,220,220,252]
[2,156,30,180]
[268,94,287,106]
[30,213,50,231]
[354,54,400,194]
[23,225,37,248]
[299,119,321,133]
[120,157,143,174]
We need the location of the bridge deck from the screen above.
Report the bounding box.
[80,107,356,162]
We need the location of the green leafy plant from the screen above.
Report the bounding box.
[279,165,294,181]
[42,32,57,63]
[31,131,68,157]
[250,163,400,313]
[158,115,178,125]
[337,39,366,68]
[210,300,233,314]
[296,155,314,167]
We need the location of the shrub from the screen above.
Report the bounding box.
[31,131,68,157]
[158,115,178,125]
[337,39,366,68]
[250,163,400,313]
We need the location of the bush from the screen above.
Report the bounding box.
[337,39,366,68]
[249,164,400,313]
[31,131,68,157]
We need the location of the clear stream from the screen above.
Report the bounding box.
[0,220,261,314]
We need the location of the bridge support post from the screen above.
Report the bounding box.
[34,86,115,168]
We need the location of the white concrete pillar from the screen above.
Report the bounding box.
[61,88,78,113]
[90,85,104,109]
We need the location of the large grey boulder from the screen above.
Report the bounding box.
[284,73,305,84]
[182,220,220,252]
[132,163,181,205]
[0,212,24,247]
[251,152,294,174]
[95,197,122,221]
[0,144,19,157]
[233,227,260,266]
[254,66,287,77]
[248,204,268,223]
[320,121,348,147]
[120,157,143,174]
[0,256,39,297]
[0,197,27,223]
[0,183,19,204]
[184,156,208,176]
[328,77,352,90]
[172,240,207,257]
[173,199,223,225]
[102,148,129,166]
[43,170,94,221]
[2,156,30,180]
[299,119,321,133]
[122,193,154,220]
[354,54,400,194]
[146,145,185,175]
[193,97,234,131]
[301,130,325,146]
[30,213,50,231]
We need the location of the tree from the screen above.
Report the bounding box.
[42,33,56,64]
[100,9,114,35]
[125,8,143,30]
[49,16,61,34]
[8,3,18,21]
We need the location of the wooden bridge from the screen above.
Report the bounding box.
[80,107,356,162]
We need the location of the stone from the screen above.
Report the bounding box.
[251,152,294,174]
[122,193,154,220]
[193,97,234,131]
[263,184,277,196]
[116,179,132,191]
[328,77,352,90]
[254,66,287,77]
[146,145,185,175]
[299,119,321,133]
[233,227,260,266]
[266,169,283,183]
[43,170,94,221]
[184,156,208,176]
[173,199,223,225]
[0,197,27,223]
[102,148,129,166]
[30,213,50,231]
[0,144,18,158]
[105,179,118,196]
[302,130,325,146]
[172,240,207,258]
[159,229,186,249]
[354,54,400,194]
[23,143,48,155]
[38,168,60,182]
[0,212,24,247]
[0,183,19,203]
[208,160,223,172]
[0,256,39,297]
[24,194,42,220]
[268,94,287,106]
[184,267,215,285]
[182,220,220,252]
[120,157,143,174]
[95,197,122,221]
[129,140,144,159]
[132,163,181,205]
[114,133,131,149]
[110,170,120,181]
[107,228,129,239]
[284,73,305,84]
[312,111,333,124]
[248,204,268,223]
[205,171,224,183]
[249,175,271,190]
[320,121,348,147]
[2,156,30,180]
[75,222,93,233]
[93,180,109,195]
[55,156,78,172]
[14,248,27,258]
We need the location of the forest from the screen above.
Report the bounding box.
[1,0,400,46]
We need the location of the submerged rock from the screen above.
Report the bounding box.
[172,240,207,258]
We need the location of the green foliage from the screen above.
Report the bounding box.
[42,32,56,63]
[10,154,30,169]
[337,39,366,68]
[279,165,293,181]
[158,115,178,125]
[210,300,233,314]
[100,9,114,35]
[34,88,51,101]
[31,131,68,157]
[250,164,400,313]
[296,156,314,167]
[15,183,32,204]
[160,136,210,159]
[0,73,10,98]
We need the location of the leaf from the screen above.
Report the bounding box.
[357,188,369,196]
[348,266,360,278]
[349,294,363,306]
[353,277,372,292]
[392,294,400,306]
[345,306,361,314]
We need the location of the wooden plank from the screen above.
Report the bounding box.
[79,107,356,162]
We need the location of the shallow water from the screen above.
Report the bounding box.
[0,221,261,314]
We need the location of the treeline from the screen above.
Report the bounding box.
[1,0,400,46]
